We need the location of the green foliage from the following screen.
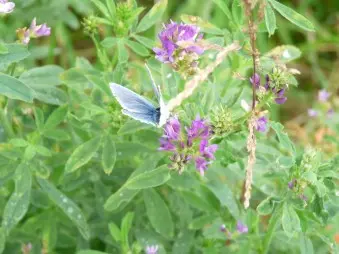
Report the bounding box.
[0,0,337,253]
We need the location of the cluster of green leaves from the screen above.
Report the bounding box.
[0,0,338,254]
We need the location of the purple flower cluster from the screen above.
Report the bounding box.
[159,116,218,176]
[308,89,335,119]
[0,0,15,14]
[250,73,287,105]
[220,221,248,238]
[153,21,203,63]
[17,18,51,45]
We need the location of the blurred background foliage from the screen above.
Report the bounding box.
[1,0,338,140]
[1,0,339,253]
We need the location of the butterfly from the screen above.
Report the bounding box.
[110,64,170,127]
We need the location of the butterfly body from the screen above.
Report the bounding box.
[109,65,170,127]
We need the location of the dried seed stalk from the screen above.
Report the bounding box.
[167,41,241,111]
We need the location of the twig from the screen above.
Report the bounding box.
[167,41,241,111]
[242,0,260,209]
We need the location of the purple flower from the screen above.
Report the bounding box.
[274,89,287,104]
[308,108,318,117]
[29,18,51,37]
[0,0,15,14]
[153,21,203,63]
[195,157,208,176]
[327,108,334,118]
[318,89,330,102]
[256,116,268,132]
[236,221,248,234]
[250,73,260,88]
[186,116,210,140]
[145,245,159,254]
[159,137,176,151]
[220,224,227,232]
[164,116,181,140]
[199,139,218,160]
[288,179,296,189]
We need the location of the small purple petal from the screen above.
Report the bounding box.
[318,89,330,102]
[327,108,334,118]
[250,73,260,88]
[308,108,318,117]
[195,157,208,176]
[256,116,268,133]
[236,221,248,234]
[159,137,176,151]
[164,117,181,140]
[146,245,159,254]
[288,179,296,189]
[275,96,287,104]
[0,0,15,14]
[220,224,226,232]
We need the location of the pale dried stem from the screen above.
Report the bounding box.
[244,113,257,209]
[167,41,241,111]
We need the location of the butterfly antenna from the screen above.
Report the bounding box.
[145,63,161,99]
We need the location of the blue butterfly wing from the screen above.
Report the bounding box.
[110,83,155,113]
[122,109,160,126]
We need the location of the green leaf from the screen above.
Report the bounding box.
[265,2,276,36]
[43,129,71,141]
[118,119,151,135]
[125,40,149,57]
[101,37,118,48]
[136,0,167,33]
[301,171,317,184]
[180,190,217,212]
[0,227,4,254]
[0,43,8,54]
[90,0,111,19]
[132,35,155,49]
[262,204,282,254]
[108,223,121,242]
[19,65,64,88]
[44,105,68,130]
[232,0,244,27]
[85,74,112,96]
[270,122,296,157]
[315,181,327,197]
[101,135,116,175]
[37,178,90,240]
[0,44,30,70]
[126,165,170,189]
[118,40,129,63]
[9,138,28,147]
[212,0,232,20]
[0,73,34,102]
[65,136,102,173]
[189,214,216,230]
[268,0,315,31]
[143,189,174,238]
[257,197,274,215]
[265,45,301,63]
[282,203,301,236]
[2,163,32,234]
[34,107,45,131]
[300,234,314,254]
[106,0,116,19]
[35,145,52,157]
[104,188,139,211]
[206,181,239,218]
[121,212,134,250]
[181,15,224,35]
